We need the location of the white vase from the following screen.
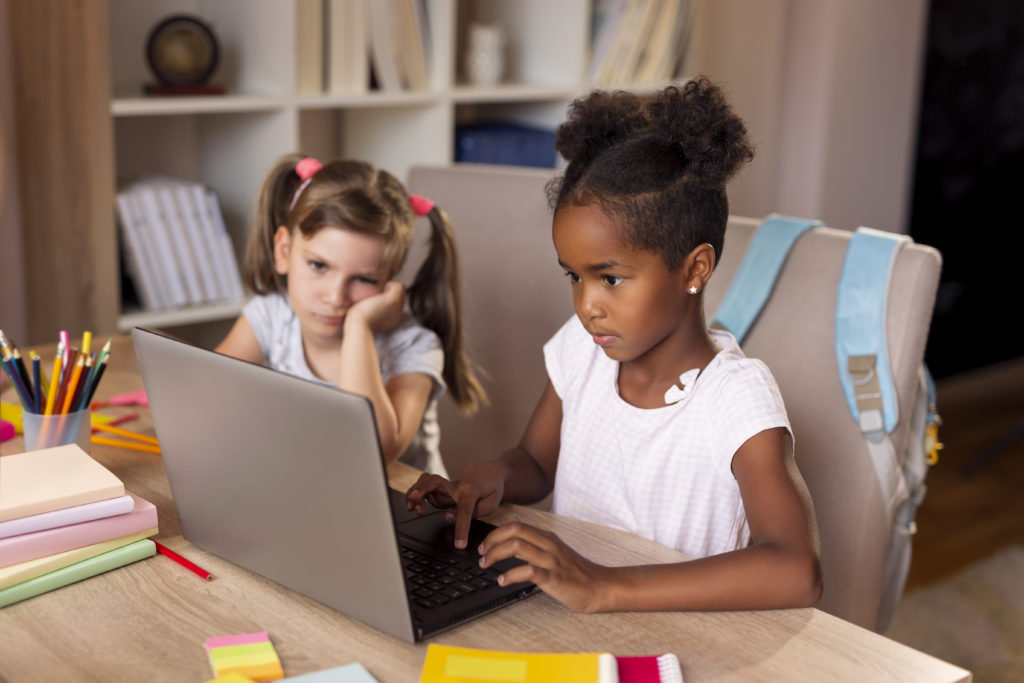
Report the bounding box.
[465,23,505,86]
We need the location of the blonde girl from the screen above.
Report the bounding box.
[217,154,484,474]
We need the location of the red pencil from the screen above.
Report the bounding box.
[151,539,214,581]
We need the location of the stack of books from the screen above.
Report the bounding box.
[296,0,429,95]
[115,177,246,312]
[0,444,158,608]
[588,0,695,86]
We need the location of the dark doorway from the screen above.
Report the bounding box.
[909,0,1024,379]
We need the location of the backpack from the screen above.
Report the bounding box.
[711,214,941,630]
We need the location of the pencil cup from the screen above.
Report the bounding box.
[22,409,91,453]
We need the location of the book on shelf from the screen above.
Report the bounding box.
[393,0,429,90]
[198,186,246,301]
[0,492,158,568]
[116,192,164,310]
[418,644,683,682]
[633,0,693,84]
[0,493,134,541]
[0,538,156,608]
[128,182,193,308]
[151,180,218,303]
[611,0,663,85]
[116,177,245,312]
[297,0,325,94]
[326,0,369,95]
[0,444,124,524]
[368,0,403,91]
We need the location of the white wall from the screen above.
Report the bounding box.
[690,0,928,234]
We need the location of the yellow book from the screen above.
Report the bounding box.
[0,444,124,522]
[0,528,156,589]
[419,644,617,683]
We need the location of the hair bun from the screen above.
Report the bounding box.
[555,90,648,166]
[647,77,753,186]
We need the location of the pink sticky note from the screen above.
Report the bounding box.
[0,420,14,442]
[204,631,270,652]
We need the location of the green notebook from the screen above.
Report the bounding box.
[0,538,155,608]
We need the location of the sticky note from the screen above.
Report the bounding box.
[205,632,284,682]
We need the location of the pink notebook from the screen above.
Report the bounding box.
[0,494,135,540]
[0,492,157,568]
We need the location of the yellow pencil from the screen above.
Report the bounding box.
[82,330,92,356]
[90,421,159,446]
[90,435,161,454]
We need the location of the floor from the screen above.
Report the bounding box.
[903,355,1024,591]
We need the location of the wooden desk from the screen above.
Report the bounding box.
[0,336,970,682]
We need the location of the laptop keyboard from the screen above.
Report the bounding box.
[400,545,502,610]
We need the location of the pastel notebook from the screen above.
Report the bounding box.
[0,493,135,540]
[0,492,156,567]
[205,631,285,682]
[0,538,155,608]
[0,444,124,522]
[0,529,156,590]
[419,645,683,683]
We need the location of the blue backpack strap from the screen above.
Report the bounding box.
[712,214,823,343]
[835,227,910,437]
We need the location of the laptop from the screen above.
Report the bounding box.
[132,327,536,643]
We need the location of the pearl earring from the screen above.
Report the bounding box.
[688,285,698,295]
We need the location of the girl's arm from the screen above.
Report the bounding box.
[479,427,823,612]
[214,316,265,364]
[406,379,563,548]
[340,282,434,463]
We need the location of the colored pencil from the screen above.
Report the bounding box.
[31,352,42,413]
[151,539,213,581]
[69,355,93,413]
[91,411,140,433]
[1,355,33,411]
[90,435,162,454]
[44,352,63,415]
[81,330,92,357]
[91,421,159,445]
[82,339,111,407]
[59,352,86,415]
[10,348,34,409]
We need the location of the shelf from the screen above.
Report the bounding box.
[449,84,579,103]
[112,95,287,117]
[117,299,250,332]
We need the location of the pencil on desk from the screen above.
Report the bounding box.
[91,421,159,445]
[90,435,161,454]
[151,539,213,581]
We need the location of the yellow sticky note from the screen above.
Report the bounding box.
[204,674,256,683]
[1,402,23,433]
[445,654,527,681]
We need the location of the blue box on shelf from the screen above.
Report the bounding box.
[454,122,557,168]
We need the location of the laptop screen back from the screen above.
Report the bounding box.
[132,327,416,642]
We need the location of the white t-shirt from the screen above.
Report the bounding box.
[545,315,791,559]
[243,293,447,475]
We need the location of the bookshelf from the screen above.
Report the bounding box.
[103,0,690,338]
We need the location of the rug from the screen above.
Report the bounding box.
[885,543,1024,682]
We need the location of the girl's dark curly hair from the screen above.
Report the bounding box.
[547,77,754,270]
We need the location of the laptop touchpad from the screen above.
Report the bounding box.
[397,513,497,554]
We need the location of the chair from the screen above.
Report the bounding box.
[704,217,941,631]
[407,164,942,632]
[405,164,571,482]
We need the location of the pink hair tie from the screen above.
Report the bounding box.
[289,157,324,211]
[410,194,435,217]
